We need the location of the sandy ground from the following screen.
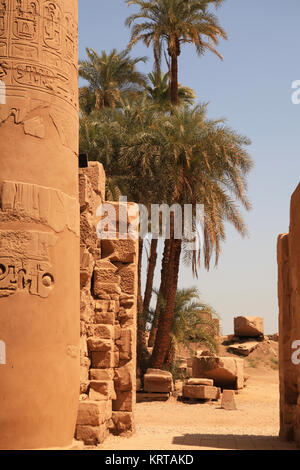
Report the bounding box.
[99,367,298,450]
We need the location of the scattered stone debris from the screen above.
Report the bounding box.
[227,341,259,357]
[182,384,221,401]
[234,316,264,338]
[192,356,244,390]
[221,390,237,410]
[143,369,173,394]
[187,378,213,386]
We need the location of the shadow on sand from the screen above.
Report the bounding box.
[172,433,297,450]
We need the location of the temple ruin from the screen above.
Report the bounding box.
[278,183,300,446]
[0,0,80,450]
[76,161,138,445]
[0,0,138,450]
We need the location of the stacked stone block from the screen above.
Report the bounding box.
[76,162,138,446]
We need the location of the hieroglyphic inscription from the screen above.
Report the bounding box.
[0,258,54,298]
[0,230,56,298]
[64,12,75,61]
[43,0,61,50]
[0,0,78,112]
[12,0,39,42]
[0,1,8,38]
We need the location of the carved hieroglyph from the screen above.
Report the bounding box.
[0,0,78,153]
[0,230,56,298]
[0,0,80,451]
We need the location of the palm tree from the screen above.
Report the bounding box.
[148,287,219,370]
[79,48,148,110]
[149,105,253,369]
[146,71,196,109]
[126,0,227,104]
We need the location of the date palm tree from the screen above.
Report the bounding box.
[166,287,219,369]
[146,71,196,109]
[150,105,253,369]
[126,0,227,105]
[79,48,148,110]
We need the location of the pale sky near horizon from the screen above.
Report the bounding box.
[78,0,300,335]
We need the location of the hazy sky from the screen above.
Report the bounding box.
[78,0,300,335]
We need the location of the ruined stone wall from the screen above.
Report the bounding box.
[76,162,138,446]
[278,183,300,446]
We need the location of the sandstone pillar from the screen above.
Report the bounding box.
[0,0,80,449]
[278,184,300,446]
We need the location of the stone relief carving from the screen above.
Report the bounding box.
[0,230,56,298]
[43,0,61,51]
[13,0,39,42]
[0,180,79,236]
[0,258,54,297]
[0,0,78,128]
[0,1,8,39]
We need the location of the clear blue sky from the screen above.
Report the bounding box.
[78,0,300,335]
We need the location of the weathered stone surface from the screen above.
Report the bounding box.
[77,168,138,447]
[182,385,220,400]
[87,338,113,352]
[278,184,300,446]
[77,401,112,426]
[118,266,136,295]
[101,239,137,263]
[94,281,122,299]
[187,378,214,386]
[0,0,80,451]
[192,356,244,390]
[93,312,115,325]
[221,390,237,410]
[111,412,134,435]
[113,391,134,412]
[89,369,115,381]
[116,329,133,363]
[89,380,116,401]
[114,363,134,392]
[83,162,106,200]
[234,316,264,338]
[92,324,114,340]
[76,424,108,446]
[91,351,116,369]
[144,369,173,393]
[227,341,259,357]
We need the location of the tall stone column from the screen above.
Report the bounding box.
[0,0,80,449]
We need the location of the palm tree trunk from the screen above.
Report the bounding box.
[170,53,179,105]
[165,339,176,370]
[143,237,158,321]
[148,238,171,347]
[95,89,102,110]
[137,238,148,367]
[150,233,182,369]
